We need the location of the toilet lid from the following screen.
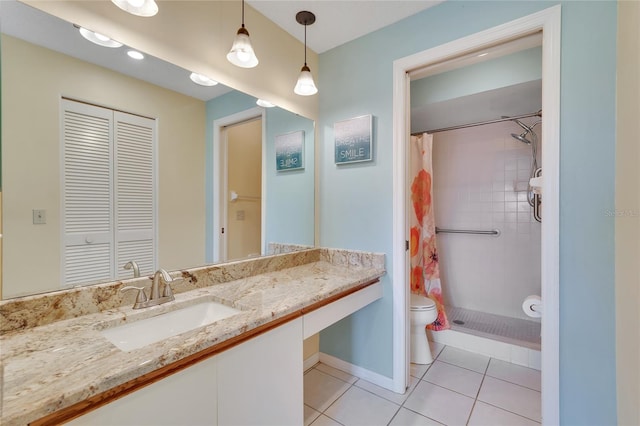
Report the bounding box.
[411,294,436,310]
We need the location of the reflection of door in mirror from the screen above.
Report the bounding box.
[224,119,262,261]
[61,99,156,286]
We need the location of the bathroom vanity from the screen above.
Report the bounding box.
[0,248,385,425]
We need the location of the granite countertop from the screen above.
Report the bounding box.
[0,248,385,425]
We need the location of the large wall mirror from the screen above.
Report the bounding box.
[0,0,315,299]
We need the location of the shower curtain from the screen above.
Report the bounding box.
[410,133,449,331]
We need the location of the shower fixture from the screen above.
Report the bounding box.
[507,115,542,222]
[511,132,532,145]
[509,117,537,145]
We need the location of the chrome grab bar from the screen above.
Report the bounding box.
[435,227,500,237]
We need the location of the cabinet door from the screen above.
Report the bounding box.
[61,100,114,286]
[113,111,157,280]
[67,356,217,425]
[217,318,303,426]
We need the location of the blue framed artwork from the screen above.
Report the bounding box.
[275,130,305,171]
[334,114,372,164]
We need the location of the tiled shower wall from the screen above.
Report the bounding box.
[431,120,541,320]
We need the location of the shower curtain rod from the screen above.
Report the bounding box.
[412,110,542,136]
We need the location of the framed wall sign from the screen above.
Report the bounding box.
[275,130,305,171]
[334,114,372,164]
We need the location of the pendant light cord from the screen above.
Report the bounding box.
[304,24,307,66]
[241,0,245,28]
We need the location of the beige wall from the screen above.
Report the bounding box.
[616,1,640,424]
[303,334,320,361]
[2,35,205,297]
[227,119,262,260]
[25,0,319,122]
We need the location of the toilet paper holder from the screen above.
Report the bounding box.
[522,295,542,318]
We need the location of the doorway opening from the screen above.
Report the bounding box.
[409,32,543,351]
[223,118,263,261]
[392,6,561,424]
[212,107,266,263]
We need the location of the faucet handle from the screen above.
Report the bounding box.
[161,274,183,298]
[156,269,182,300]
[163,282,174,298]
[121,286,148,304]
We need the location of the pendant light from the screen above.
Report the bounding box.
[111,0,158,17]
[294,11,318,96]
[227,0,259,68]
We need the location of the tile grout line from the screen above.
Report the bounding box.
[483,373,542,392]
[475,400,542,424]
[317,370,354,425]
[464,355,492,425]
[386,348,446,426]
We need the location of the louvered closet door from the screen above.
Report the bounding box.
[62,100,114,285]
[114,112,156,279]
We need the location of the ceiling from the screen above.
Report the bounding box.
[0,0,233,101]
[1,1,441,102]
[247,0,442,54]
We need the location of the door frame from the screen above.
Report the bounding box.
[212,107,266,263]
[391,6,561,424]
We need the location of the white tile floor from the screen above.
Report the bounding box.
[304,343,541,426]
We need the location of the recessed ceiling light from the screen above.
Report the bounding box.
[127,50,144,60]
[477,52,489,57]
[111,0,158,17]
[256,99,275,108]
[78,27,122,48]
[189,72,218,87]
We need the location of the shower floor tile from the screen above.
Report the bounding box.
[446,306,541,349]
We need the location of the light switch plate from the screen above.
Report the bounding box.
[33,209,46,224]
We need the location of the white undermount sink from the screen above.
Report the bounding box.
[101,301,242,351]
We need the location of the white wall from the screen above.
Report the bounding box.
[2,35,205,297]
[431,119,541,319]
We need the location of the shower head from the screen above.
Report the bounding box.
[511,132,532,144]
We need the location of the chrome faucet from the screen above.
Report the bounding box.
[150,269,175,300]
[121,269,179,309]
[124,260,140,278]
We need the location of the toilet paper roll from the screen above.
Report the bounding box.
[522,295,542,318]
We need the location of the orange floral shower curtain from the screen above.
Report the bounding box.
[410,133,449,331]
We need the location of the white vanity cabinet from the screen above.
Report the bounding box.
[67,317,303,426]
[67,355,218,425]
[58,282,383,426]
[217,317,303,425]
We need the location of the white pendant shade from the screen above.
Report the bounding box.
[294,66,318,96]
[227,28,259,68]
[111,0,158,17]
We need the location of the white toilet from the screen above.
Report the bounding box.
[410,293,438,364]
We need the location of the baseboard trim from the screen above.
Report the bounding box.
[318,352,397,392]
[304,353,320,371]
[429,329,541,370]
